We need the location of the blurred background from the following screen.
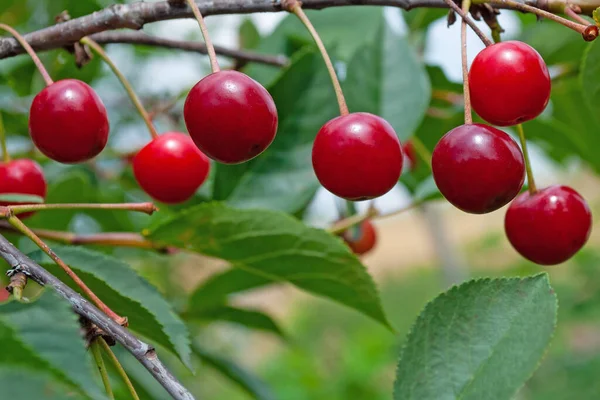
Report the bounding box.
[2,1,600,399]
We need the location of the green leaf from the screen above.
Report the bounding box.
[0,367,84,400]
[146,203,391,328]
[0,291,105,399]
[239,18,261,50]
[412,176,442,203]
[394,274,557,400]
[193,344,276,400]
[344,17,431,141]
[213,49,337,213]
[185,305,286,339]
[29,246,192,370]
[245,7,383,87]
[189,268,272,310]
[594,7,600,24]
[580,39,600,112]
[0,193,44,203]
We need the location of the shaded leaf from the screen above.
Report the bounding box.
[185,305,285,338]
[29,246,192,370]
[394,274,557,400]
[146,203,391,328]
[0,367,84,400]
[345,18,431,141]
[193,344,276,400]
[580,39,600,113]
[214,49,337,213]
[0,291,105,399]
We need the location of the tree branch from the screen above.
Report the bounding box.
[0,0,572,61]
[0,233,195,400]
[90,31,288,67]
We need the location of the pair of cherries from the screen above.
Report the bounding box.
[431,40,592,265]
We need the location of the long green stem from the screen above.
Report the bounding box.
[7,215,126,324]
[8,202,157,216]
[0,113,10,163]
[329,202,422,235]
[516,124,537,194]
[410,136,432,169]
[185,0,220,73]
[99,338,140,400]
[91,339,115,400]
[0,24,53,86]
[80,37,159,139]
[284,1,349,115]
[461,0,474,125]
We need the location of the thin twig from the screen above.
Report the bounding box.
[99,338,141,400]
[0,113,10,163]
[0,233,195,400]
[442,0,493,46]
[516,124,537,194]
[91,339,115,400]
[328,202,422,235]
[7,202,158,216]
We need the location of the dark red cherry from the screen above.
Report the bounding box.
[312,112,403,201]
[403,141,417,172]
[342,220,377,255]
[505,185,592,265]
[469,41,551,126]
[0,159,47,219]
[29,79,109,163]
[432,123,525,214]
[133,132,210,204]
[183,70,278,164]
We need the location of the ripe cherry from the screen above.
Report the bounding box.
[342,220,377,255]
[312,112,403,201]
[505,185,592,265]
[469,41,551,126]
[29,79,109,163]
[403,141,418,173]
[133,132,210,204]
[0,159,47,219]
[183,71,278,164]
[432,123,524,214]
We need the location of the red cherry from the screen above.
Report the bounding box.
[29,79,109,163]
[183,71,278,164]
[505,185,592,265]
[0,159,47,219]
[133,132,210,204]
[403,141,417,172]
[342,220,377,255]
[468,41,551,126]
[312,112,403,201]
[0,287,9,302]
[432,123,524,214]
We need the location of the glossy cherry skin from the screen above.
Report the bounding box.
[505,185,592,265]
[312,112,403,201]
[133,132,211,204]
[183,71,278,164]
[469,41,551,126]
[343,220,377,255]
[29,79,109,164]
[0,159,47,219]
[432,123,525,214]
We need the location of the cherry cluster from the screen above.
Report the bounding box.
[432,41,592,265]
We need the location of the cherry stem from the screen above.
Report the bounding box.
[516,123,537,194]
[461,0,474,125]
[564,6,592,25]
[329,202,421,235]
[90,339,115,400]
[7,215,126,325]
[442,0,493,47]
[484,0,592,39]
[0,222,172,252]
[0,113,11,163]
[284,0,349,116]
[0,24,53,86]
[7,202,157,216]
[185,0,220,73]
[80,37,159,140]
[410,136,433,169]
[99,337,140,400]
